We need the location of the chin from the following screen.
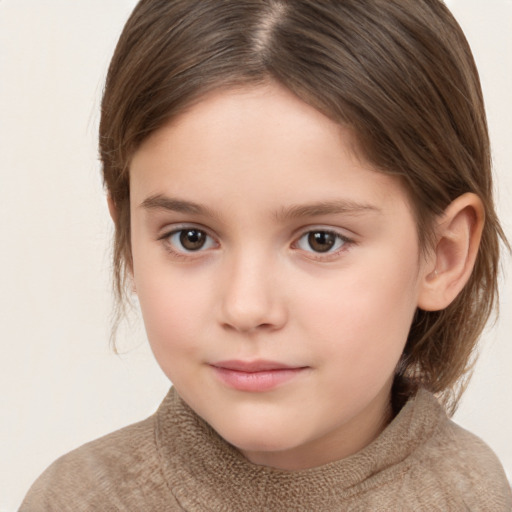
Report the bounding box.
[229,433,293,453]
[213,417,307,455]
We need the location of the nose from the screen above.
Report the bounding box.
[219,252,287,334]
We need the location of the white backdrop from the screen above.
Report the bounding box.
[0,1,510,510]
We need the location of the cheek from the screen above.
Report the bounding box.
[299,248,420,372]
[133,262,210,362]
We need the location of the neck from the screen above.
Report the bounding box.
[240,384,394,471]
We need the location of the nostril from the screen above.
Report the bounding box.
[219,262,288,333]
[220,300,287,333]
[221,317,275,334]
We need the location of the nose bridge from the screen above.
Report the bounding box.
[220,244,285,333]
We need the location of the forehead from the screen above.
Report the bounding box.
[129,84,413,219]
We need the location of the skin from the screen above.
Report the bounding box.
[126,83,479,471]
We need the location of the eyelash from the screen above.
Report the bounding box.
[293,229,353,260]
[158,225,218,259]
[158,226,354,260]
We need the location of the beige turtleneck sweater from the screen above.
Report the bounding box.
[20,387,511,511]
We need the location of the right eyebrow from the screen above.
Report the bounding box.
[139,194,218,218]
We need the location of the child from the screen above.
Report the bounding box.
[21,0,511,510]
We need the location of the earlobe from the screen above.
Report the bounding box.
[418,193,484,312]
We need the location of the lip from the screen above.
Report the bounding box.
[210,360,308,392]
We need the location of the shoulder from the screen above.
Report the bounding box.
[405,393,512,511]
[19,415,175,512]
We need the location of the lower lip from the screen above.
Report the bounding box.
[211,366,307,392]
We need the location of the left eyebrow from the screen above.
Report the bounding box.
[274,200,380,221]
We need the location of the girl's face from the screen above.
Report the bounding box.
[129,83,430,470]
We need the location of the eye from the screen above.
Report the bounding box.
[166,228,216,253]
[296,230,348,253]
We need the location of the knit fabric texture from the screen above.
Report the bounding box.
[21,387,512,511]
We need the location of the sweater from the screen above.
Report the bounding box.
[20,387,512,511]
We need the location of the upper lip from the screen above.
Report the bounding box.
[211,360,305,372]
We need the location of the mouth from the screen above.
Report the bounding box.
[209,360,309,392]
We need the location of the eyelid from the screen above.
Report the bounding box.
[292,226,355,259]
[157,221,215,238]
[158,223,219,256]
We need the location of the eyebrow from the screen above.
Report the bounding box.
[275,200,380,221]
[140,194,379,220]
[140,194,217,218]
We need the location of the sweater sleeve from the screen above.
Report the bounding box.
[443,421,512,511]
[19,417,182,512]
[405,418,512,512]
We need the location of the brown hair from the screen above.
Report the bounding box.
[100,0,506,412]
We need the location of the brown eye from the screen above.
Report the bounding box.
[179,229,208,251]
[308,232,336,252]
[296,230,347,254]
[164,227,216,255]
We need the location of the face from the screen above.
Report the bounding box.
[129,83,429,470]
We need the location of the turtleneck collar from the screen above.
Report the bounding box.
[154,387,443,510]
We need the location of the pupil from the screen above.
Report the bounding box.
[308,232,335,252]
[180,229,206,250]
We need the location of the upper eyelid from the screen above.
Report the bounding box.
[292,230,355,261]
[292,227,355,253]
[294,230,352,246]
[294,225,355,241]
[158,223,217,240]
[157,223,355,245]
[160,227,219,257]
[158,225,219,250]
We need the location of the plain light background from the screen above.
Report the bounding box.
[0,1,510,510]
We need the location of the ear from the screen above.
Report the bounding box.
[107,194,118,225]
[418,193,484,311]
